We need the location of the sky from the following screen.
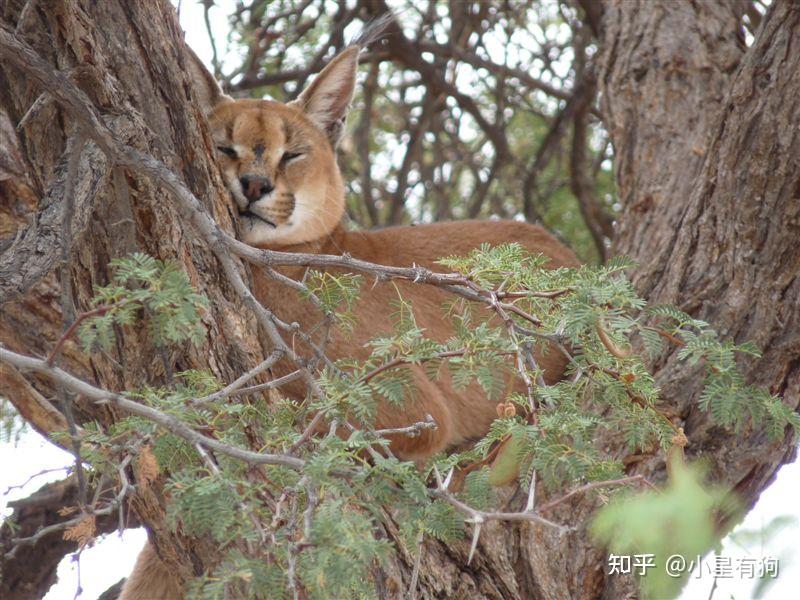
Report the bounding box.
[1,2,798,599]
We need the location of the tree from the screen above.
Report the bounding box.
[1,1,797,599]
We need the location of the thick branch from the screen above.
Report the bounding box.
[0,137,103,304]
[0,476,133,600]
[0,346,306,470]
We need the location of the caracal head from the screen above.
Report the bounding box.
[186,45,359,248]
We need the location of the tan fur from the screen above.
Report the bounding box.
[209,99,346,247]
[119,541,182,600]
[255,221,578,459]
[120,41,579,599]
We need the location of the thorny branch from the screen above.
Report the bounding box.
[189,349,286,405]
[536,474,650,512]
[4,455,134,560]
[0,347,306,469]
[369,415,437,438]
[2,325,589,566]
[2,343,600,540]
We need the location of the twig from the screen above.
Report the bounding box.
[343,420,393,462]
[370,415,437,438]
[405,531,424,599]
[536,475,646,512]
[5,515,87,559]
[231,369,302,397]
[46,300,125,366]
[3,466,72,495]
[6,457,133,560]
[190,349,285,405]
[360,349,476,384]
[72,546,83,600]
[289,411,326,454]
[489,291,541,414]
[497,288,572,300]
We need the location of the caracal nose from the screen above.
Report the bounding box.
[240,174,274,203]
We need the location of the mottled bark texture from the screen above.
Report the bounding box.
[0,0,798,598]
[599,0,800,596]
[602,1,800,479]
[0,0,265,594]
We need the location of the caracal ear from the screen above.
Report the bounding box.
[293,46,359,147]
[183,43,232,114]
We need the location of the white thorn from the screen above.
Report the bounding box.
[525,470,537,512]
[467,520,483,565]
[433,465,444,489]
[443,467,454,490]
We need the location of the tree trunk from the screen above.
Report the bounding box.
[0,0,266,593]
[601,0,800,493]
[1,1,798,599]
[597,1,800,595]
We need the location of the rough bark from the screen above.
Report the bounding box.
[600,1,800,595]
[0,1,798,599]
[601,0,746,296]
[0,0,265,594]
[602,0,800,477]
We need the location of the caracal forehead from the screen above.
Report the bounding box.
[210,100,315,148]
[231,108,284,151]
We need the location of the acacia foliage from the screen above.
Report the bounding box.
[68,249,796,599]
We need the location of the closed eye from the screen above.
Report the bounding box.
[217,145,237,159]
[281,151,304,164]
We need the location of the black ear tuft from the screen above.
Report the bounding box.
[292,11,396,147]
[348,12,395,51]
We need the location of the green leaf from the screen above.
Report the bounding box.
[591,463,740,598]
